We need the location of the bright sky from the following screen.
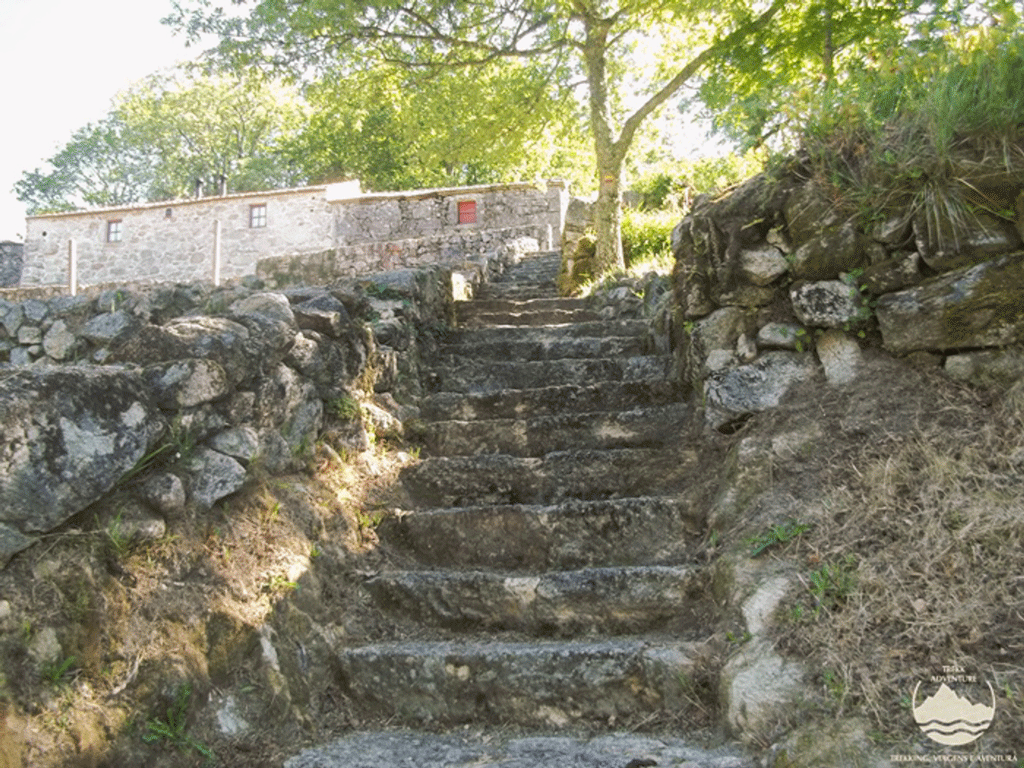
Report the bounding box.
[0,0,205,241]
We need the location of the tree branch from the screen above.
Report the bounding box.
[615,0,786,155]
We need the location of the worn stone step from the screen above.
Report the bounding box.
[497,255,562,278]
[284,731,755,768]
[477,282,560,300]
[337,639,700,728]
[438,334,651,364]
[422,403,692,457]
[366,565,708,636]
[420,380,681,421]
[449,318,651,345]
[430,355,673,395]
[458,307,603,327]
[458,296,584,315]
[379,496,704,570]
[401,447,698,507]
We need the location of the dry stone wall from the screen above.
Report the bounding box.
[671,164,1024,429]
[0,250,500,567]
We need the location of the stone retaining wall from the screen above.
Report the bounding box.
[0,250,511,566]
[670,166,1024,429]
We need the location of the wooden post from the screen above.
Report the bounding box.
[67,239,78,296]
[212,219,222,286]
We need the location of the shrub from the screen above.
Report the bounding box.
[621,208,676,271]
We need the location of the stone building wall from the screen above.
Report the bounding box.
[0,241,23,287]
[19,180,567,289]
[21,186,340,287]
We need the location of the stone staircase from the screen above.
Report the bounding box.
[300,253,754,767]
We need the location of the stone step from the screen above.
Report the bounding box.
[429,355,673,395]
[438,334,652,364]
[284,731,755,768]
[379,496,704,570]
[420,380,681,421]
[336,639,701,728]
[401,447,698,508]
[458,307,604,327]
[477,282,560,300]
[366,565,708,636]
[449,319,651,345]
[422,403,692,457]
[498,254,562,277]
[455,297,589,320]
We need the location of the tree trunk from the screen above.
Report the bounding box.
[593,150,625,275]
[581,10,626,275]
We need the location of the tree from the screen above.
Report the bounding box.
[166,0,925,274]
[119,71,308,198]
[15,69,306,212]
[287,60,592,191]
[14,116,158,213]
[689,1,967,151]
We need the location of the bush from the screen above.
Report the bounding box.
[621,209,676,271]
[795,27,1024,227]
[631,152,765,211]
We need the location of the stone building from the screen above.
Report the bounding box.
[19,180,568,289]
[0,241,23,287]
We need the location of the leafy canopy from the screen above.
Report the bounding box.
[15,68,306,213]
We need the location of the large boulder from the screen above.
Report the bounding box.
[787,219,870,280]
[284,328,370,402]
[704,352,820,429]
[229,292,299,359]
[876,252,1024,353]
[108,316,255,386]
[143,358,230,409]
[0,368,164,565]
[672,173,797,316]
[913,208,1022,272]
[254,364,324,456]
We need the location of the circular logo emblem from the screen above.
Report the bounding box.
[912,680,996,746]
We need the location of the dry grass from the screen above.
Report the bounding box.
[770,369,1024,752]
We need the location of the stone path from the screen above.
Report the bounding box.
[286,253,755,767]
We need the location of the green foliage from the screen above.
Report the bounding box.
[40,655,77,686]
[264,573,300,595]
[631,152,766,210]
[747,520,813,557]
[692,0,938,152]
[330,396,361,421]
[104,511,134,559]
[789,14,1024,233]
[808,554,858,616]
[16,67,306,211]
[621,208,676,271]
[14,116,157,212]
[290,62,592,192]
[143,683,215,763]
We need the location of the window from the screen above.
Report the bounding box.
[250,203,268,228]
[106,220,122,243]
[457,200,477,225]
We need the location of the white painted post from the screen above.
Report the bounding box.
[67,239,78,296]
[212,219,222,286]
